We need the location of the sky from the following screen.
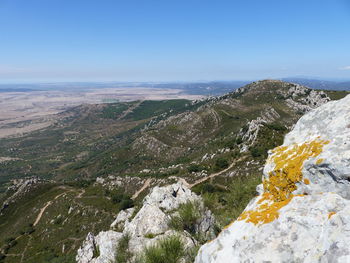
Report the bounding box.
[0,0,350,83]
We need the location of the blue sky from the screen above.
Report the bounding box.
[0,0,350,82]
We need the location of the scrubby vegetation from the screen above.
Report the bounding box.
[142,235,185,263]
[0,182,132,263]
[169,201,201,235]
[193,174,261,227]
[115,234,132,263]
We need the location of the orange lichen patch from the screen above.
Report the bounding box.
[238,196,292,225]
[257,192,273,204]
[238,139,329,226]
[328,211,336,219]
[316,158,324,165]
[263,139,329,201]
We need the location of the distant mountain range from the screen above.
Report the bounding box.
[281,78,350,91]
[0,78,349,96]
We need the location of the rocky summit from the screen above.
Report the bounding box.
[195,94,350,263]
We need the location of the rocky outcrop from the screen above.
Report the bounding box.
[1,177,43,214]
[77,182,216,263]
[195,95,350,262]
[239,108,280,152]
[237,81,330,153]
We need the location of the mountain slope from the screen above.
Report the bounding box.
[195,94,350,263]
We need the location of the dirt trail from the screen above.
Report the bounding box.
[33,191,67,226]
[189,156,246,188]
[117,100,143,120]
[132,178,152,200]
[131,157,245,199]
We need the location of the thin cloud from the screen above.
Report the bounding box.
[339,66,350,70]
[0,65,31,74]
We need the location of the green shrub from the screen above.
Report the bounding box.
[143,235,184,263]
[185,246,200,263]
[144,233,157,239]
[249,147,265,158]
[215,158,229,170]
[169,201,201,235]
[49,254,76,263]
[92,245,100,259]
[20,224,35,235]
[3,237,15,243]
[187,164,203,173]
[66,179,94,188]
[119,199,134,210]
[235,137,243,145]
[53,216,63,225]
[227,176,259,209]
[201,174,261,226]
[115,234,132,263]
[265,122,287,131]
[109,191,134,210]
[202,183,216,193]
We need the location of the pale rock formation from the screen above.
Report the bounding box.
[110,207,134,229]
[284,86,330,113]
[77,182,216,263]
[1,177,43,213]
[143,183,201,211]
[76,231,122,263]
[124,204,169,236]
[195,95,350,263]
[239,108,280,152]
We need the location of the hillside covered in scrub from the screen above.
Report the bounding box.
[0,80,348,262]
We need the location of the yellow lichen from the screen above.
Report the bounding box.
[263,139,329,201]
[303,178,310,185]
[316,158,324,165]
[238,193,292,225]
[328,211,336,219]
[237,139,329,226]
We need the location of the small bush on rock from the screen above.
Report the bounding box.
[143,235,184,263]
[169,201,201,235]
[115,233,132,263]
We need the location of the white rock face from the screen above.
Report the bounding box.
[195,95,350,263]
[77,182,216,263]
[143,182,201,211]
[124,204,169,236]
[76,231,122,263]
[110,207,134,229]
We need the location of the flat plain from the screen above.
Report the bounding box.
[0,87,203,138]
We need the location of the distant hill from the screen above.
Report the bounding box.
[282,78,350,91]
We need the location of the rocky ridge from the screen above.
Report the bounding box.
[1,177,44,214]
[195,94,350,262]
[76,182,216,263]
